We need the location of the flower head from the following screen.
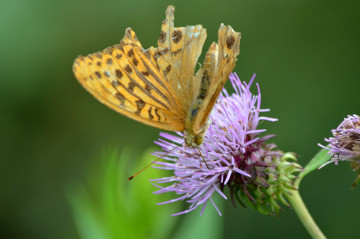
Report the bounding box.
[319,115,360,186]
[151,73,301,215]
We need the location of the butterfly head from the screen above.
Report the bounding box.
[184,131,204,147]
[184,114,212,147]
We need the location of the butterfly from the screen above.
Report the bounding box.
[73,5,241,147]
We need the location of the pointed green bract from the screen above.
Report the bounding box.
[301,147,332,180]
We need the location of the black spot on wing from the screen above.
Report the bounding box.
[115,92,125,106]
[95,71,101,79]
[159,31,167,44]
[125,65,132,73]
[172,30,182,43]
[127,49,134,57]
[155,108,161,122]
[115,69,123,79]
[135,99,145,115]
[162,65,171,76]
[148,107,154,119]
[127,81,135,92]
[226,35,235,49]
[197,70,210,100]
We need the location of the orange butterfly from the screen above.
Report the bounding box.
[73,5,241,147]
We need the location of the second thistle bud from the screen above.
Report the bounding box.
[320,114,360,187]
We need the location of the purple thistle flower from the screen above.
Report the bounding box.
[319,115,360,186]
[151,73,297,216]
[320,115,360,164]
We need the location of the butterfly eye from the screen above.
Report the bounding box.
[194,135,204,145]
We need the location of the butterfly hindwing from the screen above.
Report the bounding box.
[192,24,241,134]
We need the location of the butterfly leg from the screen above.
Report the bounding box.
[191,145,214,169]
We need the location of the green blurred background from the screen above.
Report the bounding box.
[1,0,360,238]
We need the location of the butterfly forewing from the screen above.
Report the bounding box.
[73,28,185,132]
[154,5,207,113]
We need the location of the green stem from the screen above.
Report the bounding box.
[285,171,326,239]
[284,148,331,238]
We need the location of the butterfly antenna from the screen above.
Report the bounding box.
[351,174,360,189]
[128,144,180,180]
[183,135,188,151]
